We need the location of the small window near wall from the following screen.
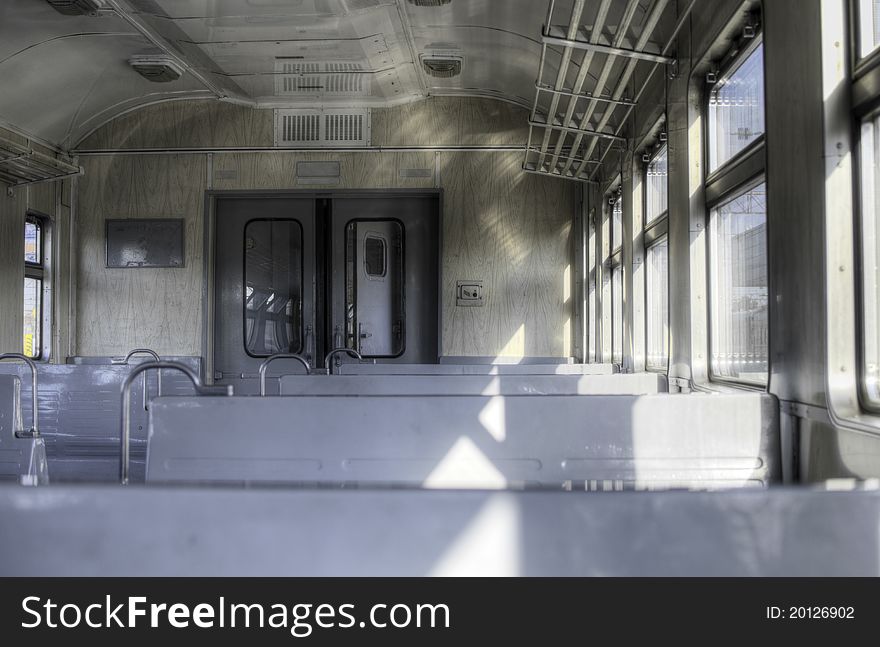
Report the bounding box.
[23,216,44,359]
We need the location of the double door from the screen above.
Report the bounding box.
[212,192,439,393]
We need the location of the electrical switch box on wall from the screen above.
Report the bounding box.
[456,280,484,307]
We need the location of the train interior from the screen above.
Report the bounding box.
[1,0,880,576]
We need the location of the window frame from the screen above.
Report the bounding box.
[850,1,880,414]
[344,217,407,360]
[705,34,766,177]
[643,141,670,373]
[23,213,48,361]
[241,217,306,359]
[705,176,769,389]
[703,28,769,390]
[604,189,624,365]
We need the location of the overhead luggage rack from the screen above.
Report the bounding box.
[0,137,82,194]
[524,0,691,182]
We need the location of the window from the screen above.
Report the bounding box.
[243,219,304,357]
[708,183,768,384]
[605,191,624,365]
[611,195,623,251]
[24,217,44,359]
[708,41,765,172]
[646,144,668,225]
[364,235,387,278]
[644,142,669,371]
[705,30,767,387]
[859,110,880,403]
[612,264,623,364]
[646,237,669,370]
[858,0,880,59]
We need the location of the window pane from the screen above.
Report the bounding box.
[860,118,880,402]
[612,196,622,251]
[646,145,668,224]
[364,235,387,277]
[646,238,669,370]
[23,278,41,359]
[612,264,623,364]
[708,43,765,172]
[859,0,880,58]
[244,220,303,356]
[25,220,40,264]
[709,182,768,384]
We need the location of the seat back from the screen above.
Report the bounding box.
[146,392,781,490]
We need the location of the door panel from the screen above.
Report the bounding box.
[212,192,439,389]
[347,220,404,357]
[331,195,439,366]
[214,197,316,394]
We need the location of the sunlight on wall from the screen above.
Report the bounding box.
[423,437,508,490]
[497,323,525,358]
[428,495,521,576]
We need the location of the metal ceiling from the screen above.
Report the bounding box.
[0,0,690,159]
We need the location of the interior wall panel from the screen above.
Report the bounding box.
[440,152,574,358]
[74,98,573,359]
[76,97,528,151]
[75,154,206,356]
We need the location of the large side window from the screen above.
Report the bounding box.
[24,216,45,359]
[705,33,767,386]
[645,143,669,371]
[854,1,880,405]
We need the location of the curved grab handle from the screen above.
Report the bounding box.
[258,353,311,396]
[324,348,364,375]
[120,361,233,485]
[112,348,162,411]
[0,353,39,438]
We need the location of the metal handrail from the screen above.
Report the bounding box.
[324,348,364,375]
[258,353,311,396]
[120,361,233,485]
[112,348,162,411]
[0,353,39,438]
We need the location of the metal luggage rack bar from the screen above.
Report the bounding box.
[0,136,82,195]
[523,0,680,182]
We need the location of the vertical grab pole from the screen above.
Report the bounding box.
[120,361,232,485]
[0,353,39,438]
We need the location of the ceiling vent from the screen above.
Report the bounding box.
[274,59,371,97]
[407,0,452,6]
[275,109,371,148]
[128,54,185,83]
[45,0,106,15]
[421,55,462,79]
